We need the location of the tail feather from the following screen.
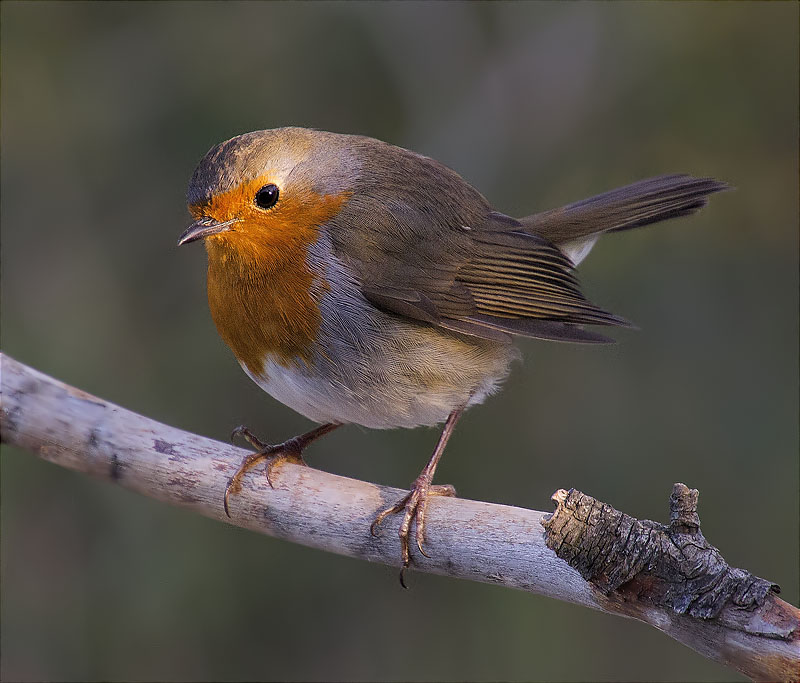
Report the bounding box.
[520,174,729,246]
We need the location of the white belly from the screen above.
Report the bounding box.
[242,358,372,426]
[242,324,516,430]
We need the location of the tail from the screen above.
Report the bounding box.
[520,175,729,265]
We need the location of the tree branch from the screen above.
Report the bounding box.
[1,352,797,681]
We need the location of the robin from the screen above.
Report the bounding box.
[178,127,726,584]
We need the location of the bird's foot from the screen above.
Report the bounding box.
[223,426,308,516]
[371,476,456,588]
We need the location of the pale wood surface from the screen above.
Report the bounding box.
[1,353,797,681]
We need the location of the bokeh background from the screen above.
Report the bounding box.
[2,2,797,681]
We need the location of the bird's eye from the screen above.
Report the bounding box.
[254,184,279,210]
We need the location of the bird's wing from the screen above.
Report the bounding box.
[326,159,626,345]
[445,217,630,342]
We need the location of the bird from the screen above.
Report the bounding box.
[178,127,727,585]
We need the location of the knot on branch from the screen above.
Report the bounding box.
[542,483,779,621]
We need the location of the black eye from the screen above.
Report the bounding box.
[254,184,279,210]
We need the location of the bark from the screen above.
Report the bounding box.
[1,353,797,681]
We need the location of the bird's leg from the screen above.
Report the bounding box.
[224,422,340,516]
[371,407,463,587]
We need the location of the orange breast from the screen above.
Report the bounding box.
[195,175,348,377]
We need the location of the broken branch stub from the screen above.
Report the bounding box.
[542,483,783,628]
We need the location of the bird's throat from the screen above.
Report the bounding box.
[205,237,325,377]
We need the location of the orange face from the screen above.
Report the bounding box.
[189,173,349,377]
[189,173,347,267]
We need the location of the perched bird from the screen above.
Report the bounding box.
[178,127,726,584]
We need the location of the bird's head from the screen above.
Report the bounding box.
[178,128,358,263]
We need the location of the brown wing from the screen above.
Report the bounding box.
[357,217,627,344]
[326,143,646,344]
[331,210,625,344]
[460,222,630,326]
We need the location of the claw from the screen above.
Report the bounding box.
[223,481,235,517]
[371,480,456,586]
[370,408,463,583]
[415,491,430,557]
[223,449,264,517]
[399,565,409,589]
[222,423,340,517]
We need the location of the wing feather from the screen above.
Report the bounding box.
[325,148,722,344]
[355,211,626,343]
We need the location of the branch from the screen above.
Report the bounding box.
[1,353,797,681]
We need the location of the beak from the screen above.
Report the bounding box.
[177,217,239,246]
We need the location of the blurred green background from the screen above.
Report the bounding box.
[1,2,797,681]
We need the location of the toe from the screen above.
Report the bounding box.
[371,493,410,536]
[263,449,307,488]
[415,498,430,558]
[230,425,269,451]
[430,484,457,498]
